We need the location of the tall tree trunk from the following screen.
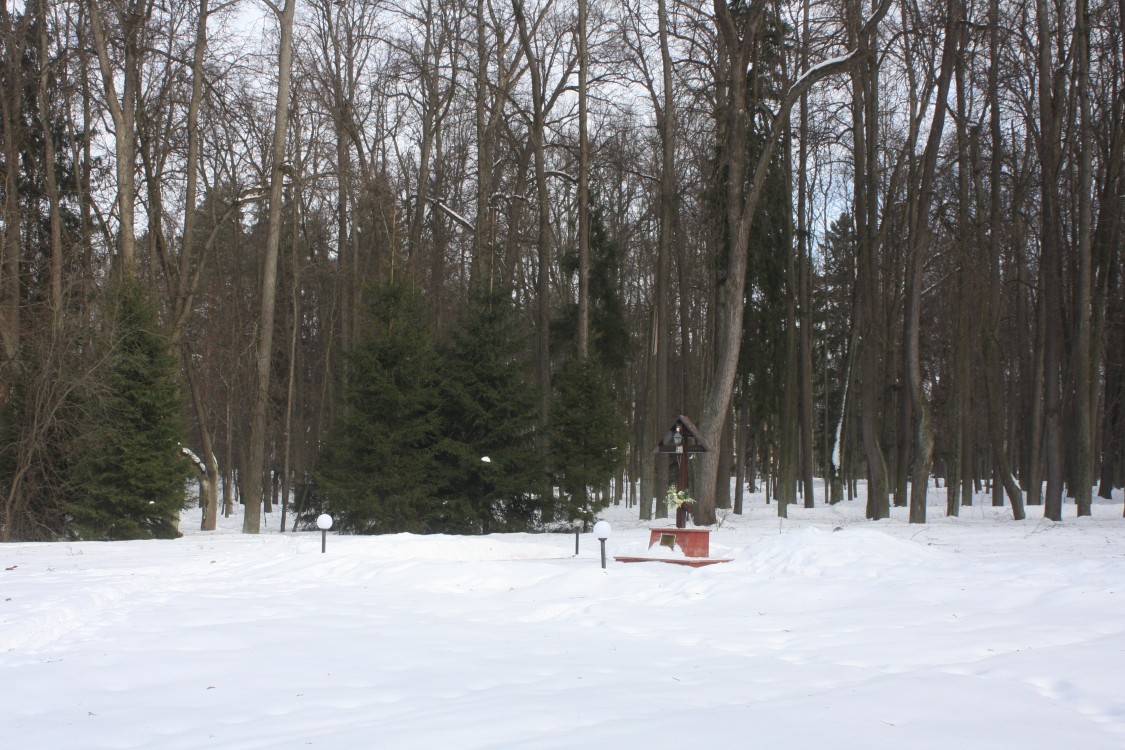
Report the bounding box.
[695,0,762,526]
[779,135,799,518]
[894,357,911,508]
[167,0,210,338]
[905,0,959,524]
[889,16,911,510]
[796,203,815,512]
[851,2,889,520]
[1072,0,1094,516]
[223,396,234,518]
[1019,208,1044,505]
[0,1,29,359]
[796,0,816,510]
[88,0,150,278]
[1098,141,1122,501]
[473,0,496,287]
[1037,0,1065,520]
[35,0,63,329]
[1103,256,1123,506]
[323,0,354,358]
[734,394,749,513]
[694,0,893,525]
[1092,0,1123,503]
[576,0,589,359]
[512,0,554,483]
[406,3,442,280]
[716,407,733,509]
[639,304,657,520]
[653,0,675,518]
[983,0,1025,519]
[175,0,221,531]
[280,176,303,533]
[244,0,296,533]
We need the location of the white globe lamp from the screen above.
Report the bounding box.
[593,521,611,568]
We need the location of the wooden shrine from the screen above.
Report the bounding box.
[614,416,731,567]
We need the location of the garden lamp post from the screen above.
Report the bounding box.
[593,521,611,569]
[316,513,333,553]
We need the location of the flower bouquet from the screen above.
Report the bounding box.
[667,486,694,527]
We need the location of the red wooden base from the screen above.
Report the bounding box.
[648,527,711,557]
[612,527,732,566]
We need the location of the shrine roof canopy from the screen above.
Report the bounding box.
[655,415,710,453]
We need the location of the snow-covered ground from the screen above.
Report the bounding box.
[3,485,1124,749]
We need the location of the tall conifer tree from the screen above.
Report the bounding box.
[313,282,442,533]
[67,281,191,540]
[434,288,544,533]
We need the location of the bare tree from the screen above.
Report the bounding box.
[1036,0,1066,521]
[34,0,65,329]
[693,0,894,525]
[88,0,155,277]
[903,0,961,523]
[511,0,578,461]
[619,0,676,518]
[982,0,1025,519]
[576,0,589,359]
[1071,0,1094,515]
[244,0,297,534]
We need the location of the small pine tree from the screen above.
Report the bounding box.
[549,357,626,527]
[67,280,192,540]
[313,282,443,533]
[434,288,545,533]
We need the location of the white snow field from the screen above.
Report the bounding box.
[2,485,1124,749]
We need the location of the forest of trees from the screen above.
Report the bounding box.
[0,0,1122,541]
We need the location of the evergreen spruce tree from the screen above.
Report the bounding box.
[554,207,630,371]
[549,357,626,527]
[434,288,544,533]
[67,281,191,540]
[313,282,442,533]
[549,204,629,527]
